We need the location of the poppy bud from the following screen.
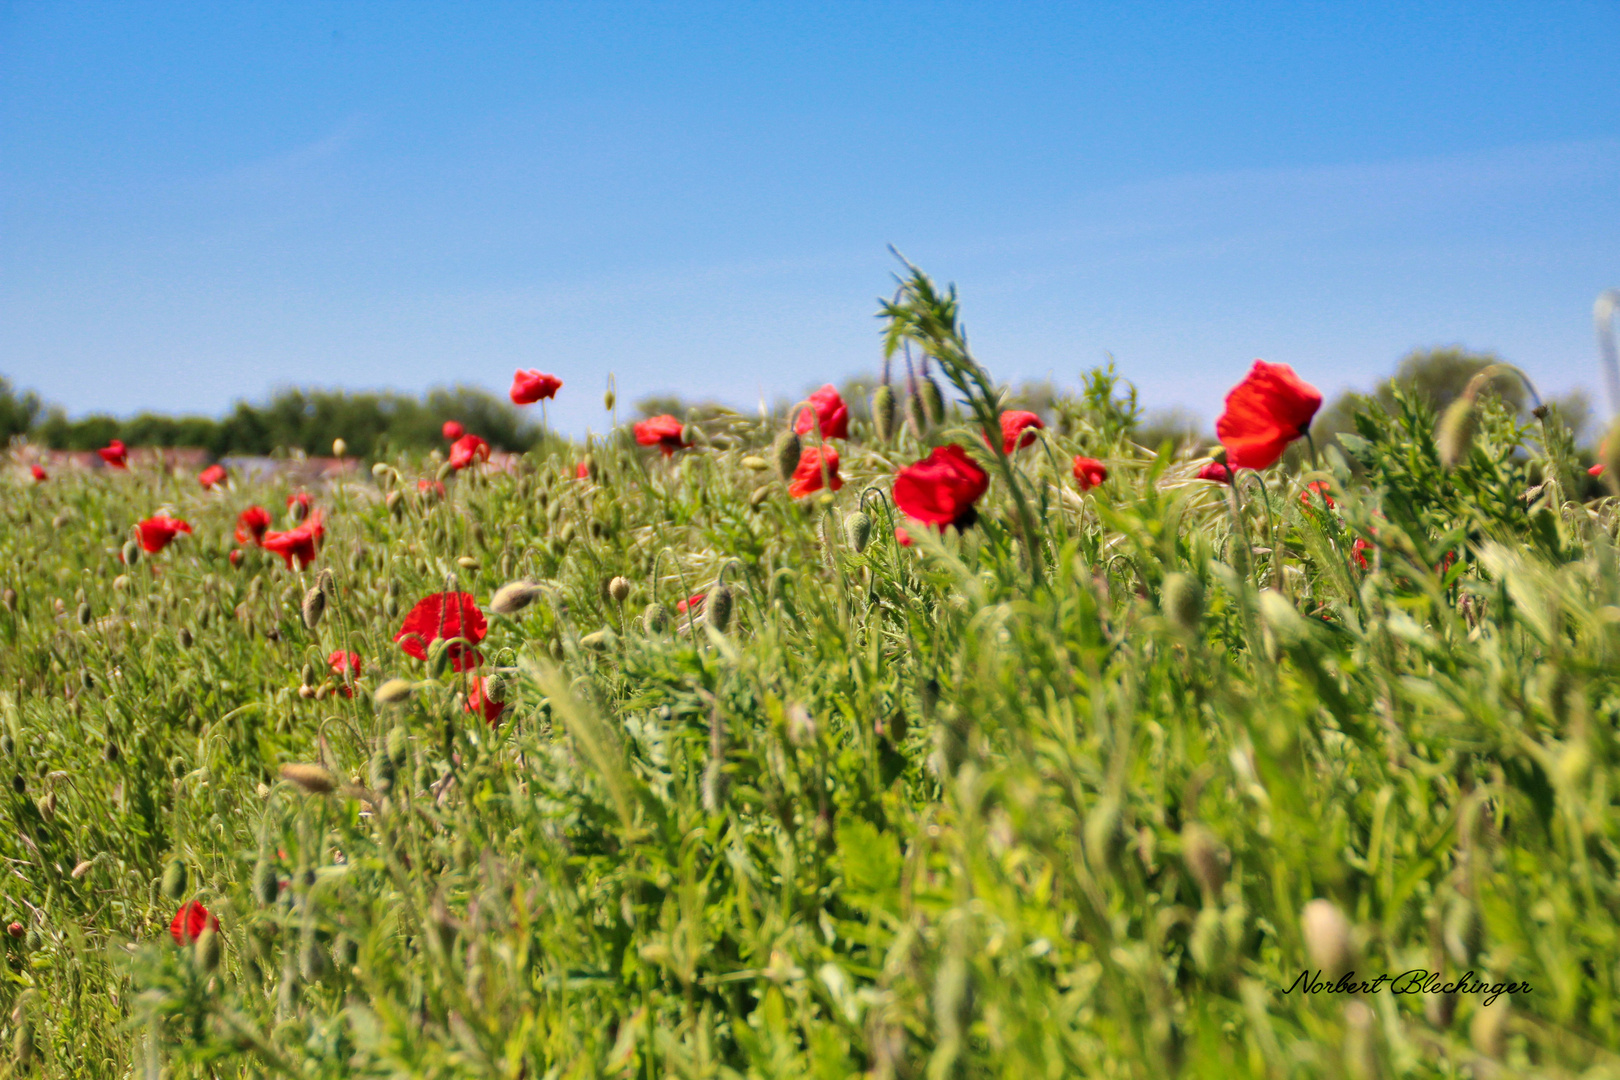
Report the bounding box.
[13,1018,34,1067]
[907,382,930,435]
[490,580,539,616]
[749,484,773,508]
[427,638,452,677]
[178,627,193,649]
[371,461,392,480]
[301,586,325,629]
[1084,797,1124,872]
[279,763,337,795]
[161,857,188,901]
[374,678,413,704]
[741,455,769,471]
[1442,894,1483,965]
[1301,899,1355,979]
[871,384,897,442]
[844,511,872,553]
[387,725,409,768]
[333,934,359,968]
[253,860,278,906]
[604,387,616,411]
[706,584,734,633]
[298,684,316,700]
[559,521,576,544]
[609,576,631,603]
[1161,573,1204,634]
[386,490,404,517]
[195,923,221,972]
[76,602,91,625]
[300,936,328,980]
[920,375,946,425]
[301,663,316,689]
[1181,823,1227,899]
[289,499,308,523]
[580,628,613,651]
[368,748,395,793]
[5,922,21,939]
[643,602,670,634]
[1436,395,1478,469]
[773,429,802,485]
[104,740,120,763]
[122,540,141,565]
[332,438,347,458]
[1,588,14,612]
[1602,418,1620,490]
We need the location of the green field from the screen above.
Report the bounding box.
[2,269,1616,1079]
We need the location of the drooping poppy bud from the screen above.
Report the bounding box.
[374,678,414,704]
[1215,361,1323,470]
[871,384,898,442]
[706,585,734,633]
[844,510,873,553]
[490,580,541,615]
[161,857,188,901]
[919,375,946,426]
[301,586,326,629]
[465,676,506,724]
[287,491,313,522]
[510,370,563,405]
[1301,899,1355,979]
[608,576,631,603]
[643,602,671,634]
[279,763,337,795]
[1161,573,1203,633]
[772,429,802,484]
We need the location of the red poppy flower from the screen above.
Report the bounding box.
[170,900,218,945]
[794,385,850,441]
[394,591,487,672]
[676,592,706,614]
[138,515,193,553]
[198,464,227,490]
[989,410,1044,454]
[1589,463,1606,477]
[510,370,563,405]
[30,464,47,482]
[575,461,590,479]
[328,650,362,697]
[287,491,313,515]
[1301,480,1335,508]
[1072,456,1108,492]
[893,444,989,529]
[448,433,491,471]
[418,478,446,498]
[895,527,914,547]
[788,446,843,499]
[634,415,689,457]
[1215,360,1323,470]
[261,513,324,570]
[99,440,129,469]
[465,676,506,724]
[235,506,271,545]
[1352,537,1372,571]
[1197,460,1234,484]
[442,420,465,441]
[229,549,243,567]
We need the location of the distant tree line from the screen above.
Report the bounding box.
[0,378,543,459]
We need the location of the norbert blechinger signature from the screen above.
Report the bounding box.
[1285,970,1527,1007]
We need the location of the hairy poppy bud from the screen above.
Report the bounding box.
[301,936,327,980]
[706,584,734,633]
[871,384,897,442]
[490,580,541,616]
[104,740,120,763]
[374,678,413,704]
[608,576,631,603]
[178,627,193,649]
[1189,907,1229,976]
[1301,899,1355,978]
[371,461,392,480]
[1084,797,1124,872]
[122,540,141,566]
[1181,823,1227,899]
[368,748,395,793]
[920,375,946,426]
[161,857,188,901]
[386,489,404,517]
[773,429,802,485]
[13,1017,34,1067]
[844,511,872,553]
[1161,573,1204,634]
[332,438,347,458]
[1436,395,1478,469]
[643,602,670,634]
[301,663,316,689]
[77,602,91,626]
[580,628,613,651]
[742,455,769,471]
[603,387,616,411]
[333,934,359,968]
[427,638,452,677]
[195,923,221,972]
[289,499,308,524]
[387,725,409,767]
[280,763,337,795]
[253,860,278,905]
[301,586,326,629]
[1602,418,1620,490]
[749,484,773,508]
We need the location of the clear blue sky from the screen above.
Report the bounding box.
[3,1,1617,436]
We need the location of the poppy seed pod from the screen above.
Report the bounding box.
[608,576,631,603]
[773,429,802,485]
[706,584,735,633]
[1436,395,1479,469]
[1301,899,1355,978]
[844,510,873,554]
[871,384,898,442]
[301,586,326,629]
[1161,573,1204,634]
[122,540,141,565]
[279,763,337,795]
[644,602,670,634]
[161,858,188,901]
[1181,823,1227,899]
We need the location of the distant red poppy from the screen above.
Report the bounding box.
[788,446,843,499]
[794,385,850,441]
[138,515,193,553]
[394,591,487,672]
[895,527,914,548]
[1215,360,1322,470]
[328,650,362,698]
[418,478,446,498]
[286,491,314,518]
[575,461,590,479]
[261,513,324,570]
[229,549,243,567]
[1301,480,1335,508]
[510,370,563,405]
[893,444,989,530]
[1352,537,1372,571]
[989,410,1044,454]
[442,420,465,441]
[170,900,217,945]
[30,465,47,482]
[198,464,227,490]
[1197,460,1234,484]
[676,592,706,614]
[448,433,491,471]
[634,415,689,457]
[465,676,506,724]
[1072,456,1108,492]
[235,506,271,545]
[99,440,129,469]
[1589,463,1607,477]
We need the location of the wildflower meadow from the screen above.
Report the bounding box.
[3,265,1619,1078]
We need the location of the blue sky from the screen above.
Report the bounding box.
[3,1,1617,436]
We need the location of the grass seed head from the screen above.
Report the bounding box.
[280,763,337,795]
[1436,395,1479,469]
